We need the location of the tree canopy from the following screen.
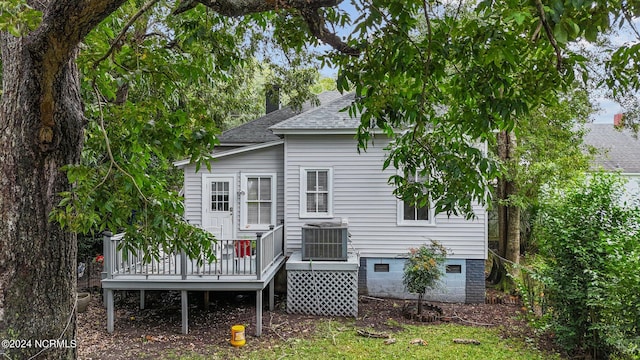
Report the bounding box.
[333,0,639,218]
[3,0,639,242]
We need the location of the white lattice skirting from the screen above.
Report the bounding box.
[287,269,358,317]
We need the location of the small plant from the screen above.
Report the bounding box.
[403,241,447,315]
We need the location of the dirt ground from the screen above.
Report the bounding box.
[77,289,559,359]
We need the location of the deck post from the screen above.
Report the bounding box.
[268,278,275,311]
[102,231,112,306]
[256,232,263,281]
[139,290,145,310]
[181,290,188,334]
[106,289,114,333]
[180,252,187,280]
[204,291,210,311]
[280,220,285,254]
[255,289,262,336]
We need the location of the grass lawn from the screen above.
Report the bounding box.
[169,320,560,360]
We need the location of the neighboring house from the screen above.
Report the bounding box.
[583,123,640,205]
[175,92,487,303]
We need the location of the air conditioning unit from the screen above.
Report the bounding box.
[301,222,348,261]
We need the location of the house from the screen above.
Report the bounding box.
[174,91,487,305]
[583,123,640,204]
[101,91,488,336]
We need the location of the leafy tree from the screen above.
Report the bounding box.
[0,1,353,358]
[2,1,640,358]
[534,173,640,358]
[489,88,595,285]
[333,0,639,219]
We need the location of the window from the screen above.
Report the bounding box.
[374,264,390,272]
[300,168,333,218]
[210,181,230,211]
[397,174,434,226]
[403,200,430,221]
[241,174,276,230]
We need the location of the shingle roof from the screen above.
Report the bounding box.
[216,91,343,144]
[270,93,358,130]
[584,123,640,173]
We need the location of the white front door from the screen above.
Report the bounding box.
[202,175,235,240]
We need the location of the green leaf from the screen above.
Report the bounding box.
[554,22,568,44]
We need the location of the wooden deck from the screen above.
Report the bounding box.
[101,225,285,336]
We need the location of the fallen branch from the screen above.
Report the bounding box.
[384,338,397,345]
[409,338,428,346]
[356,329,390,339]
[268,313,287,341]
[452,312,494,327]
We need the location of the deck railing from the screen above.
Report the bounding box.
[102,225,284,280]
[258,225,284,280]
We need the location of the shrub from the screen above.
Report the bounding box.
[534,173,640,359]
[403,241,447,314]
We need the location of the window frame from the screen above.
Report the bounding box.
[299,167,333,218]
[396,173,435,226]
[240,173,277,230]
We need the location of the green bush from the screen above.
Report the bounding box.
[534,173,640,359]
[403,241,447,314]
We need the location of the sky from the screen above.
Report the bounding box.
[589,16,640,124]
[593,98,622,124]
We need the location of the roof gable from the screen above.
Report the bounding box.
[270,93,359,133]
[216,91,343,144]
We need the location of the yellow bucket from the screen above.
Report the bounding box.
[230,325,246,347]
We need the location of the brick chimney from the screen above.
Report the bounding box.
[266,84,280,114]
[614,113,623,128]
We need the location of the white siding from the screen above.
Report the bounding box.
[283,135,487,259]
[621,174,640,207]
[183,144,284,238]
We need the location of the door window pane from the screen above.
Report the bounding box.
[211,181,230,211]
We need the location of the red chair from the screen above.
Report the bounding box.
[234,240,251,258]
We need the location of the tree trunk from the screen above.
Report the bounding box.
[0,32,84,359]
[496,131,509,259]
[506,204,520,277]
[493,131,520,287]
[496,180,508,258]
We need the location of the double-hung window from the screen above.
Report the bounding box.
[397,173,434,226]
[300,168,333,218]
[241,174,276,230]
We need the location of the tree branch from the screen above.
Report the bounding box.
[173,0,360,55]
[27,0,127,150]
[28,0,127,63]
[93,83,149,203]
[621,3,640,40]
[92,0,160,68]
[298,8,360,56]
[174,0,341,16]
[534,0,562,71]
